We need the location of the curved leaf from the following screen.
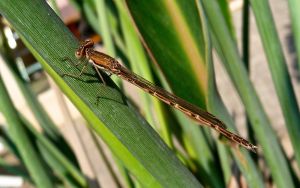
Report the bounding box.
[0,0,201,187]
[250,0,300,170]
[0,77,54,187]
[200,0,295,187]
[126,0,224,187]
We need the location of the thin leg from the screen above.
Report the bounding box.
[91,62,108,106]
[61,57,83,67]
[61,59,89,78]
[78,61,89,76]
[92,62,107,85]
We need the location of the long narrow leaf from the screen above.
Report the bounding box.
[288,0,300,72]
[200,0,295,187]
[115,0,173,147]
[126,0,225,187]
[250,0,300,170]
[0,31,78,166]
[20,116,86,187]
[196,2,264,186]
[0,76,53,187]
[0,0,201,187]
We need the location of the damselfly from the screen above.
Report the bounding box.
[66,39,257,153]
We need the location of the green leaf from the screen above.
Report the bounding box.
[0,76,54,187]
[288,0,300,70]
[200,0,295,187]
[217,0,236,40]
[250,0,300,171]
[126,0,225,187]
[0,27,60,141]
[20,116,86,187]
[126,1,207,105]
[95,0,116,56]
[0,0,201,187]
[115,0,173,147]
[0,27,78,166]
[196,2,264,186]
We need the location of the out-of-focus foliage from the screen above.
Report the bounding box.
[0,0,299,187]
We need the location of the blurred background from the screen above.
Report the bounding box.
[0,0,299,187]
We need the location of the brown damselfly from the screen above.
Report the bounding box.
[66,39,257,153]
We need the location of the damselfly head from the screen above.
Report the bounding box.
[75,39,94,59]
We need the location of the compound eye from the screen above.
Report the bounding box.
[85,39,94,48]
[75,51,82,58]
